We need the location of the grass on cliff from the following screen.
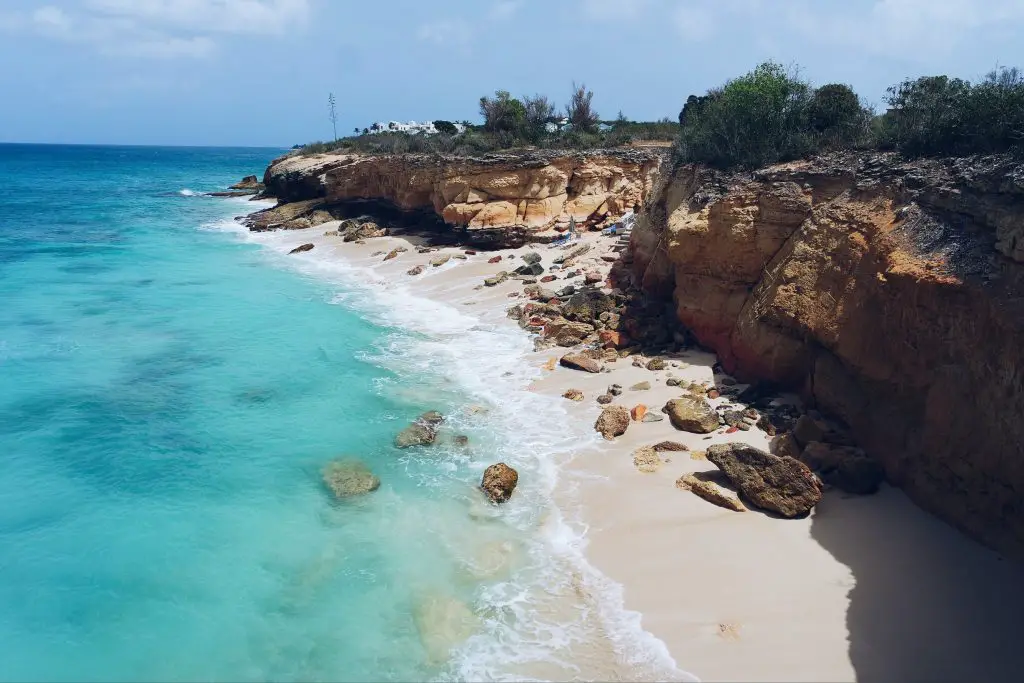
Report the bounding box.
[299,121,679,157]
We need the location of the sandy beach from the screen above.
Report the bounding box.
[256,219,1024,682]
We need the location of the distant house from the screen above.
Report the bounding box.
[364,120,467,136]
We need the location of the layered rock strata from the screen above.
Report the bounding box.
[630,151,1024,559]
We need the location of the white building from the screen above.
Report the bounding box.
[366,120,467,136]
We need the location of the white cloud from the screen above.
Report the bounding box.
[0,0,309,59]
[489,0,523,20]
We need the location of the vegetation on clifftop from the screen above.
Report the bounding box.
[300,63,1024,165]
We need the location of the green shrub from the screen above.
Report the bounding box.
[479,90,527,134]
[566,82,599,133]
[433,120,458,135]
[881,68,1024,156]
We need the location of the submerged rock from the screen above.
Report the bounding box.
[706,443,822,517]
[395,411,444,448]
[481,463,519,503]
[414,593,480,666]
[595,405,630,440]
[321,459,381,499]
[664,396,720,434]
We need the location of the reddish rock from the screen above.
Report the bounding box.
[560,353,603,373]
[726,426,739,434]
[598,330,628,348]
[465,250,477,255]
[540,275,557,283]
[488,255,503,264]
[631,404,648,421]
[707,389,721,399]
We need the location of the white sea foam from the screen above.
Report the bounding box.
[201,209,696,682]
[178,188,199,197]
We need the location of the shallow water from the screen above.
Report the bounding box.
[0,144,687,682]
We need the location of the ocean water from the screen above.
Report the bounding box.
[0,144,686,682]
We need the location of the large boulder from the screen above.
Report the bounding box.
[481,463,519,503]
[663,396,720,434]
[395,411,444,448]
[341,219,387,242]
[562,290,616,323]
[595,405,630,440]
[559,353,602,373]
[322,459,381,498]
[706,443,822,517]
[801,441,885,495]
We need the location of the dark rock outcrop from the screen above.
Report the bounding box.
[706,442,822,517]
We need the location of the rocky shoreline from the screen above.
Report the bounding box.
[224,147,1024,679]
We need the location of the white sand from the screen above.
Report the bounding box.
[257,221,1024,682]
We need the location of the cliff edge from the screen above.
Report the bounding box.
[631,151,1024,559]
[252,148,666,244]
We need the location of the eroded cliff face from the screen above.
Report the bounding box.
[260,149,665,243]
[632,152,1024,559]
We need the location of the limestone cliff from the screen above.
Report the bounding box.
[631,152,1024,559]
[255,149,666,243]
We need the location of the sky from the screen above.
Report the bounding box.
[0,0,1022,147]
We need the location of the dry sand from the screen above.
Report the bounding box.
[260,221,1024,682]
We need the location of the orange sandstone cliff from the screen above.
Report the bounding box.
[630,152,1024,559]
[257,149,666,244]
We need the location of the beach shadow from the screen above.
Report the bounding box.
[809,487,1024,682]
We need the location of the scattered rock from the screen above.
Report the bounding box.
[596,394,613,405]
[407,265,425,276]
[632,446,661,473]
[595,405,630,440]
[664,396,720,434]
[322,459,381,498]
[676,473,747,512]
[453,254,467,260]
[631,404,648,421]
[521,252,541,265]
[395,411,444,448]
[646,358,666,371]
[630,381,651,391]
[289,243,314,254]
[706,443,822,517]
[383,247,407,261]
[488,255,503,264]
[481,463,519,503]
[653,441,689,452]
[563,389,585,402]
[341,220,387,243]
[559,353,602,373]
[608,384,623,396]
[484,271,509,287]
[666,378,681,387]
[540,275,557,283]
[584,271,603,285]
[514,263,544,277]
[430,253,452,267]
[562,290,616,322]
[723,411,752,431]
[801,442,885,495]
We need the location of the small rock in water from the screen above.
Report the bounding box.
[394,411,444,448]
[289,243,314,254]
[453,435,470,448]
[322,459,381,499]
[481,463,519,503]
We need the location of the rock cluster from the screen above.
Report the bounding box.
[395,411,444,448]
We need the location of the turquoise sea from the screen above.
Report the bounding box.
[0,144,683,682]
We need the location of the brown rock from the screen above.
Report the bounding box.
[481,463,519,503]
[596,394,614,405]
[395,411,444,448]
[801,441,885,495]
[676,473,747,512]
[289,243,314,254]
[793,415,826,447]
[632,446,661,473]
[646,358,666,371]
[383,247,407,261]
[563,389,585,402]
[488,255,503,264]
[595,405,630,440]
[631,404,647,421]
[664,396,720,434]
[770,433,802,460]
[706,443,822,517]
[322,459,381,498]
[653,441,689,452]
[430,253,452,267]
[407,265,425,276]
[559,353,602,373]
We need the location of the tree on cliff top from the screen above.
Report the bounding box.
[566,82,599,133]
[479,90,527,134]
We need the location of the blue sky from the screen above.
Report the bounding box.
[1,0,1022,147]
